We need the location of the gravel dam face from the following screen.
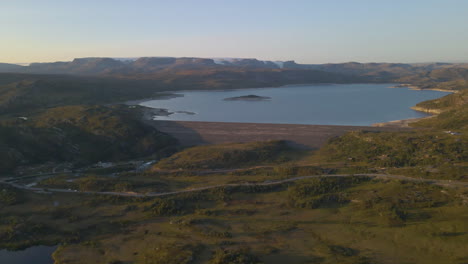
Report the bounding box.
[148,120,409,149]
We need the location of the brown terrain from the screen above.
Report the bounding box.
[149,120,410,149]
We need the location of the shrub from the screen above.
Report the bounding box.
[137,243,202,264]
[210,247,263,264]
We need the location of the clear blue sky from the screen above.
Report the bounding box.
[2,0,468,63]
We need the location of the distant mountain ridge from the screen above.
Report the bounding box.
[3,57,467,79]
[2,57,468,98]
[0,63,25,73]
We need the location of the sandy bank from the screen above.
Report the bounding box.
[372,116,435,128]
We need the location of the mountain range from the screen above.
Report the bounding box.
[2,57,468,82]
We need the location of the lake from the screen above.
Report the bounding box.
[139,84,451,126]
[0,246,57,264]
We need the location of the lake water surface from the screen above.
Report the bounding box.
[140,84,450,126]
[0,246,56,264]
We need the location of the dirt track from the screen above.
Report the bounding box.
[2,174,466,198]
[149,120,410,149]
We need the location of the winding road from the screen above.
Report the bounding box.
[1,174,466,198]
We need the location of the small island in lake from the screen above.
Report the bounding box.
[223,94,271,101]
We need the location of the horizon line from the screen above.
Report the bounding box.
[4,56,468,66]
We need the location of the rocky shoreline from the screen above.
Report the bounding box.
[373,83,452,127]
[372,116,434,128]
[389,83,456,93]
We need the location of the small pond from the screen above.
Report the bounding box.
[0,246,57,264]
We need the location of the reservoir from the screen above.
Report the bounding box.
[140,84,450,126]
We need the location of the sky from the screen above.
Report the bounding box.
[2,0,468,64]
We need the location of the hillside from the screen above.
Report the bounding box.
[410,88,468,131]
[0,63,24,73]
[153,140,291,170]
[414,89,468,113]
[315,86,468,181]
[0,105,177,173]
[0,74,171,114]
[2,58,468,102]
[398,67,468,91]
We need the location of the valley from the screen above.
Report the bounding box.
[0,57,466,264]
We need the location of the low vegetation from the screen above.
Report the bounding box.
[137,243,203,264]
[1,176,466,264]
[413,104,468,131]
[318,130,466,180]
[153,141,291,170]
[210,248,262,264]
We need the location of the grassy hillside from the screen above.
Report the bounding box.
[317,130,466,180]
[0,105,177,173]
[411,89,468,131]
[0,74,169,114]
[413,104,468,131]
[153,141,292,170]
[414,89,468,113]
